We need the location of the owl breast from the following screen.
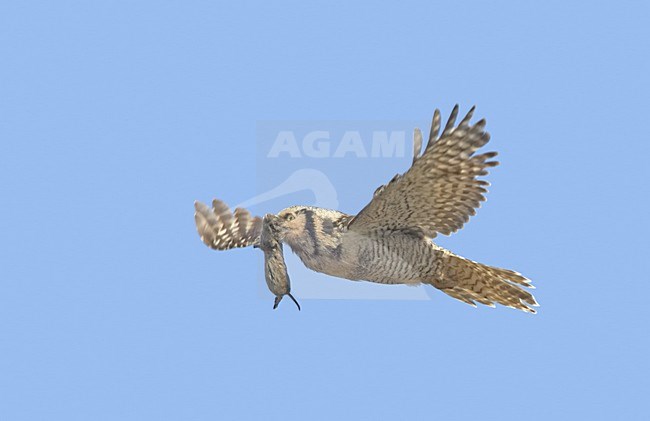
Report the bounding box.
[289,227,438,285]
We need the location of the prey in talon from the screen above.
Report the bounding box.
[257,214,301,311]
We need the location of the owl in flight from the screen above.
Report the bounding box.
[194,106,538,313]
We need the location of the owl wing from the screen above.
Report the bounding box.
[194,199,262,250]
[348,105,497,238]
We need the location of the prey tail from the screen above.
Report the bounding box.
[433,250,538,313]
[287,293,301,311]
[273,293,301,311]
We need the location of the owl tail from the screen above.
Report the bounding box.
[433,251,539,313]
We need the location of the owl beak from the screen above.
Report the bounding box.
[264,213,280,229]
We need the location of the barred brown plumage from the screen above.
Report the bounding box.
[194,106,538,313]
[349,104,497,237]
[194,200,262,250]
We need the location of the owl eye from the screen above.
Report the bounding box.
[284,213,295,221]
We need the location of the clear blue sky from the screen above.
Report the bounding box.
[1,1,648,420]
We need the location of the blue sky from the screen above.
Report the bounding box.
[1,1,649,420]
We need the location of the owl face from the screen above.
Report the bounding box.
[274,206,310,243]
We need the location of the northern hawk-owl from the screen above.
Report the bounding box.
[194,106,538,313]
